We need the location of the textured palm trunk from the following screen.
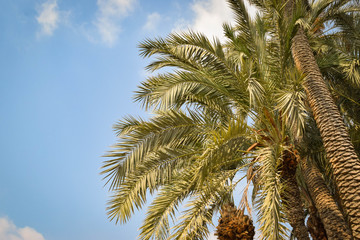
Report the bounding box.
[302,159,352,239]
[281,150,310,240]
[291,27,360,238]
[282,174,310,240]
[307,206,327,240]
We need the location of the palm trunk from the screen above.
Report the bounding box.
[281,150,310,240]
[282,174,310,240]
[291,27,360,238]
[302,159,352,239]
[307,206,327,240]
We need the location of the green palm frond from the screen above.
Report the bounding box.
[341,58,360,86]
[134,70,247,113]
[138,169,199,240]
[103,108,254,230]
[255,146,289,240]
[276,70,307,137]
[139,31,241,79]
[248,76,266,107]
[137,117,252,240]
[106,147,198,224]
[171,170,244,240]
[102,110,207,207]
[227,0,255,56]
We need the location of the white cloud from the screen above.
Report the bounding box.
[172,18,191,33]
[191,0,233,40]
[94,0,136,46]
[173,0,257,41]
[143,12,161,32]
[36,0,59,36]
[0,217,45,240]
[36,0,70,37]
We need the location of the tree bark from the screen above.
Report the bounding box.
[307,206,327,240]
[283,174,310,240]
[281,150,310,240]
[291,27,360,239]
[302,159,352,239]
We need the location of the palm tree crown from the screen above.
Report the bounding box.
[102,0,360,239]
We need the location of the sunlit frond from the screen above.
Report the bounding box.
[134,70,247,113]
[102,110,207,194]
[276,71,307,137]
[255,146,289,240]
[138,169,198,240]
[171,170,243,240]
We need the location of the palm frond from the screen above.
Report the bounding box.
[255,146,289,240]
[134,70,247,113]
[138,169,198,240]
[102,110,206,190]
[171,169,243,240]
[276,71,307,137]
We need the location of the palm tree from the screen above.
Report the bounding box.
[103,108,306,240]
[320,11,360,155]
[292,115,352,239]
[102,3,313,238]
[248,0,360,235]
[301,159,352,239]
[289,1,360,236]
[103,109,254,239]
[102,0,360,239]
[226,1,358,237]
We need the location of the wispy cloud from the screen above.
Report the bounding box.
[191,0,233,40]
[36,0,59,36]
[173,0,257,41]
[143,12,161,32]
[36,0,70,37]
[94,0,136,46]
[0,217,45,240]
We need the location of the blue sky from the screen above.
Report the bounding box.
[0,0,243,239]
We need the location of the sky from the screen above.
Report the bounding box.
[0,0,255,239]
